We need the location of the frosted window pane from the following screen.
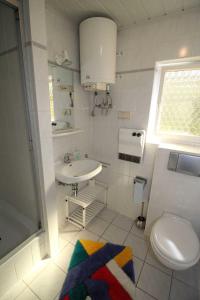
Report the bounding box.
[157,69,200,137]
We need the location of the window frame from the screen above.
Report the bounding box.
[147,57,200,146]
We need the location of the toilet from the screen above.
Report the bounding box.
[150,213,200,270]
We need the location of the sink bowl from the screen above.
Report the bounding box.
[55,159,102,184]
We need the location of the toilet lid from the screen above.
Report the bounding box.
[151,214,200,265]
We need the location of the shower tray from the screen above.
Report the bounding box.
[65,181,107,228]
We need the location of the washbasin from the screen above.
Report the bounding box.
[55,159,102,184]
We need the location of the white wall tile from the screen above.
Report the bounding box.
[91,9,200,224]
[0,260,18,297]
[14,246,33,279]
[31,238,44,265]
[29,0,47,46]
[37,111,52,138]
[45,5,79,70]
[146,147,200,236]
[31,46,50,112]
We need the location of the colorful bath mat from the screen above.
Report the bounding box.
[59,239,135,300]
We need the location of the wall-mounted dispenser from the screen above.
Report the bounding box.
[118,129,145,163]
[79,17,117,92]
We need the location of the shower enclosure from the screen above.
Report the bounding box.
[0,1,42,260]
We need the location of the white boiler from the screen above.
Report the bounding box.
[79,17,117,91]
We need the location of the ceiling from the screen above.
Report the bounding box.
[46,0,200,29]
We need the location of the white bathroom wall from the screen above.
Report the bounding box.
[45,5,92,228]
[146,145,200,237]
[45,4,92,163]
[45,4,79,71]
[91,9,200,219]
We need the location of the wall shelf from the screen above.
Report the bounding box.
[52,129,84,138]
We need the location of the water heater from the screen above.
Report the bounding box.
[79,17,117,91]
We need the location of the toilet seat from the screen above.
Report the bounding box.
[150,213,200,270]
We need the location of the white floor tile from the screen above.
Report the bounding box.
[98,208,118,223]
[28,263,65,300]
[87,217,109,236]
[72,230,99,245]
[138,263,171,300]
[98,237,108,243]
[146,247,172,275]
[134,257,144,284]
[0,281,26,300]
[124,233,149,260]
[131,223,148,240]
[102,224,128,244]
[170,279,200,300]
[135,288,155,300]
[59,223,80,244]
[54,243,74,273]
[0,260,18,297]
[112,214,133,232]
[173,259,200,290]
[16,288,39,300]
[23,259,51,285]
[53,294,60,300]
[58,237,69,251]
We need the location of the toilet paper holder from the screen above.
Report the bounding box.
[134,176,147,186]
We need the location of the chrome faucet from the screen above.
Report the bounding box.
[64,152,72,164]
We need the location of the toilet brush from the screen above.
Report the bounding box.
[136,201,146,229]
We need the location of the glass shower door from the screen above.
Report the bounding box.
[0,1,42,259]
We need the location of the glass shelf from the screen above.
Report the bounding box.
[52,129,84,138]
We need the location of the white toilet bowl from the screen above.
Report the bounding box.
[150,213,200,270]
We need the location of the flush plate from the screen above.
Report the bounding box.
[168,152,200,177]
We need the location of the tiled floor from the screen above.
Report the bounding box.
[1,208,200,300]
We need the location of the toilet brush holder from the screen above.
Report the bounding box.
[133,176,147,229]
[136,202,146,229]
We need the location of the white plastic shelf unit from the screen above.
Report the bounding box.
[65,182,107,228]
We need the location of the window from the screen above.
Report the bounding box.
[148,59,200,145]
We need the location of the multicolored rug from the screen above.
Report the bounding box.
[59,239,135,300]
